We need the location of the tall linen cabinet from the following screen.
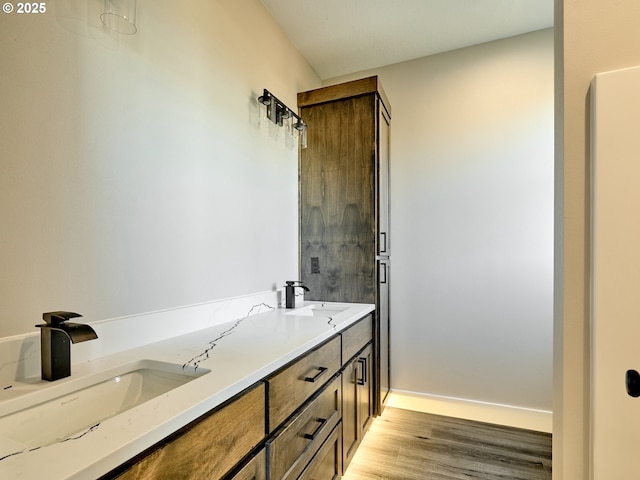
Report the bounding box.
[297,76,391,415]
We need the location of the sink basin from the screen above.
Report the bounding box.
[285,304,350,317]
[0,360,209,452]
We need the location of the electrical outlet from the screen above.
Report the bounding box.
[311,257,320,274]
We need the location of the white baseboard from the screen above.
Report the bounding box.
[387,389,552,433]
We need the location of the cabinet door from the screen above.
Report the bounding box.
[357,344,374,434]
[377,104,391,256]
[377,259,391,413]
[341,357,359,469]
[299,94,377,304]
[342,344,374,471]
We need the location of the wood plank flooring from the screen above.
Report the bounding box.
[342,407,552,480]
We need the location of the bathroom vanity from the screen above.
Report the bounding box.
[0,299,374,480]
[108,315,373,480]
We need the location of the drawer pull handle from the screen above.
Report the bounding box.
[380,261,388,284]
[304,366,328,383]
[357,357,367,385]
[303,417,327,440]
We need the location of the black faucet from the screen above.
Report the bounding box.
[285,281,310,309]
[36,311,98,381]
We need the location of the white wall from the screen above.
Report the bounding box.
[328,29,554,412]
[555,1,640,478]
[0,0,320,338]
[0,0,555,427]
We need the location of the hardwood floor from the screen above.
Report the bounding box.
[342,407,552,480]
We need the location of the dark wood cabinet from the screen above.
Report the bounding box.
[340,316,374,471]
[356,345,374,435]
[377,257,390,410]
[266,336,341,430]
[298,77,391,416]
[109,383,266,480]
[266,375,341,480]
[342,344,373,471]
[226,448,266,480]
[298,424,342,480]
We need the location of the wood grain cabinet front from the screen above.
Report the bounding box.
[225,448,266,480]
[342,346,374,471]
[267,335,341,430]
[267,375,341,480]
[297,424,342,480]
[108,383,266,480]
[341,315,373,363]
[341,317,374,472]
[299,76,392,417]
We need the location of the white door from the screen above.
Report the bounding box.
[591,65,640,479]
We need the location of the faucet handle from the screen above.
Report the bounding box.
[42,311,82,327]
[285,281,310,291]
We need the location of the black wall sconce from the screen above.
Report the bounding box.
[258,89,307,148]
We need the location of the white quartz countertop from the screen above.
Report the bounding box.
[0,301,374,479]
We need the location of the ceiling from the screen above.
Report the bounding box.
[261,0,554,80]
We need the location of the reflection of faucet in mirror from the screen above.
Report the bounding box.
[36,311,98,381]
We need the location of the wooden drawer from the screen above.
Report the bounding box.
[298,424,342,480]
[267,335,341,429]
[341,315,373,363]
[226,448,266,480]
[111,383,265,480]
[267,375,341,480]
